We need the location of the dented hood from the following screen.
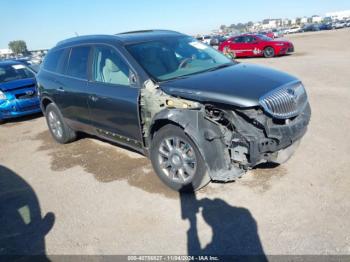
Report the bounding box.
[159,63,298,107]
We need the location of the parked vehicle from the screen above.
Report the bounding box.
[0,60,41,123]
[285,26,303,34]
[258,31,275,39]
[219,34,294,58]
[319,23,333,30]
[209,35,226,46]
[196,35,211,45]
[302,24,320,32]
[333,20,347,29]
[37,30,310,191]
[272,28,284,38]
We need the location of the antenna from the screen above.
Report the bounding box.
[74,32,79,37]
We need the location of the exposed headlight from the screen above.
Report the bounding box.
[0,90,7,100]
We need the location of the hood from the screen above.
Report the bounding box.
[0,78,36,92]
[159,63,299,107]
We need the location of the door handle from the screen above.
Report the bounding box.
[57,87,65,92]
[90,95,98,102]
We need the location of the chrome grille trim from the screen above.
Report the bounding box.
[259,82,308,119]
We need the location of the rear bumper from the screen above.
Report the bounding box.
[0,98,41,120]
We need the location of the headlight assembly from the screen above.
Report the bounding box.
[0,90,7,100]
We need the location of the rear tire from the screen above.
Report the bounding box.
[150,125,211,192]
[45,103,76,144]
[264,47,275,58]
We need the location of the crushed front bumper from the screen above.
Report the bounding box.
[230,103,311,167]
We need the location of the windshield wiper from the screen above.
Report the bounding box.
[159,63,235,83]
[205,63,234,72]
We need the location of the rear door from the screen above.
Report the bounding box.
[86,44,142,146]
[54,45,92,127]
[228,36,246,57]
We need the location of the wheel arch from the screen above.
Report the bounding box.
[263,45,276,57]
[148,108,236,181]
[40,96,54,114]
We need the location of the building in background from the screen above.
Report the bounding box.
[261,19,282,29]
[326,10,350,20]
[310,15,323,23]
[0,49,13,59]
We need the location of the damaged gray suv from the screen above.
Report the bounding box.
[37,30,311,191]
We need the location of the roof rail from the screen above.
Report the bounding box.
[116,29,179,35]
[117,30,155,35]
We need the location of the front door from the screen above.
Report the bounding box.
[87,45,142,145]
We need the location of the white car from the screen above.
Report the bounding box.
[333,21,346,29]
[285,26,303,34]
[196,35,211,45]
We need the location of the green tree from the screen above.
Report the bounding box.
[8,40,28,55]
[220,24,227,32]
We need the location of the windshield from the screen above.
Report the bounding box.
[0,63,35,83]
[126,36,233,81]
[256,34,273,41]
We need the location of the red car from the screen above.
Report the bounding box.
[260,31,275,39]
[219,34,294,58]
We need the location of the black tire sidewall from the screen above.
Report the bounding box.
[264,47,275,58]
[150,125,210,192]
[45,103,75,144]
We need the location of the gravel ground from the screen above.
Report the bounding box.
[1,28,350,256]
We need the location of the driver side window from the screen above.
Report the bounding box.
[92,46,130,86]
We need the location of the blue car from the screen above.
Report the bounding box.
[0,60,41,122]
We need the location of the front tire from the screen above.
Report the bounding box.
[150,125,210,192]
[264,47,275,58]
[45,103,76,144]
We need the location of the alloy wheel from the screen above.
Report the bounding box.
[48,111,63,139]
[157,136,197,183]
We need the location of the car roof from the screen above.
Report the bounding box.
[0,60,23,66]
[54,30,184,49]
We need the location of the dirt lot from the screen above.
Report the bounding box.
[1,28,350,256]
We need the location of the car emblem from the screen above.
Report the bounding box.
[25,90,34,96]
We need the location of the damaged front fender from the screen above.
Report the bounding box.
[149,108,244,181]
[140,79,243,181]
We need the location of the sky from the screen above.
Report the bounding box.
[1,0,349,50]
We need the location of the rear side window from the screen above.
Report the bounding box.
[66,46,90,79]
[43,49,67,73]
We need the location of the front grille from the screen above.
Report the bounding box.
[259,82,308,119]
[15,91,37,100]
